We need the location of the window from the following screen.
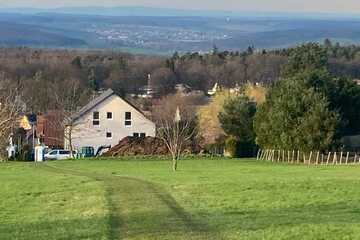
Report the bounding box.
[49,150,57,155]
[106,132,112,139]
[125,112,132,126]
[133,133,139,138]
[93,111,100,126]
[59,150,70,155]
[140,133,146,138]
[107,112,113,120]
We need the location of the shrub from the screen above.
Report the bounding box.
[225,136,238,158]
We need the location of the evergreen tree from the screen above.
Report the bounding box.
[219,96,257,156]
[282,43,328,77]
[254,78,339,152]
[283,43,360,136]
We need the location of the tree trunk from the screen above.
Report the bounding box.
[172,158,178,171]
[68,126,75,159]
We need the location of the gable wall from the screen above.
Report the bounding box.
[67,95,156,151]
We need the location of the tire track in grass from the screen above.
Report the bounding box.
[41,164,219,240]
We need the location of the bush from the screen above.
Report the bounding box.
[16,144,32,161]
[225,136,238,158]
[225,136,257,158]
[237,140,257,158]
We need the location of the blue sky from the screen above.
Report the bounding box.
[0,0,359,13]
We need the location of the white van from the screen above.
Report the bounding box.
[44,150,76,160]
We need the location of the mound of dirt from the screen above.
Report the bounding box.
[103,136,200,157]
[103,136,168,157]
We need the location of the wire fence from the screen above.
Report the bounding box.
[257,149,360,165]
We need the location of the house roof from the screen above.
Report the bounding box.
[72,89,114,122]
[71,89,153,123]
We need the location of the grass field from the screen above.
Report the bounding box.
[2,157,360,239]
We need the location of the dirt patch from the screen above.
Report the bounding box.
[103,137,168,157]
[103,136,201,157]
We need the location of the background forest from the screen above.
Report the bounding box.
[1,39,360,114]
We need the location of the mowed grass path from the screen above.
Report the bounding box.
[2,158,360,239]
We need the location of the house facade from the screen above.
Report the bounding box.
[65,89,156,152]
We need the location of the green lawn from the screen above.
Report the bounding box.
[2,157,360,239]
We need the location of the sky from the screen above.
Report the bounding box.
[0,0,360,13]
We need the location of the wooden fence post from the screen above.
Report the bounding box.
[287,151,290,163]
[277,150,280,162]
[297,150,300,164]
[346,152,349,165]
[321,154,324,165]
[340,152,343,165]
[262,149,265,160]
[303,153,307,164]
[257,149,261,160]
[333,152,337,165]
[268,150,271,161]
[316,151,319,165]
[292,150,295,164]
[262,150,266,160]
[308,151,313,166]
[355,153,358,165]
[265,149,268,161]
[282,150,285,163]
[273,150,276,162]
[327,152,331,165]
[264,150,268,161]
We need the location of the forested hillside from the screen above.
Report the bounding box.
[1,40,360,113]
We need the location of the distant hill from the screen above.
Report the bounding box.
[0,21,86,47]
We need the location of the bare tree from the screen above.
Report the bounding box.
[52,78,91,156]
[0,85,24,160]
[153,94,199,171]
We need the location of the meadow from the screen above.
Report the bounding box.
[2,157,360,239]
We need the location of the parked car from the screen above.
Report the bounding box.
[44,149,77,160]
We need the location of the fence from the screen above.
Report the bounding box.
[257,149,360,165]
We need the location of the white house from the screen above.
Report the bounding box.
[65,89,156,153]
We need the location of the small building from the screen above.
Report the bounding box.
[175,84,192,95]
[65,89,156,153]
[19,114,38,149]
[37,110,64,149]
[207,83,220,96]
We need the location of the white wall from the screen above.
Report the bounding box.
[68,95,156,152]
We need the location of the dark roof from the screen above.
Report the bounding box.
[26,114,37,123]
[72,89,114,122]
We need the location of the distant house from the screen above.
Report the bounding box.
[207,83,220,96]
[65,89,156,152]
[37,110,64,149]
[18,114,38,148]
[175,84,192,95]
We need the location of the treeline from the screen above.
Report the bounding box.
[1,39,360,113]
[210,43,360,157]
